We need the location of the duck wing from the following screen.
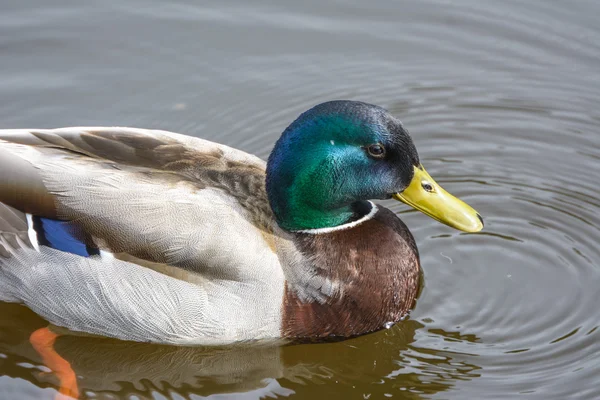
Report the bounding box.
[0,128,285,343]
[0,127,275,276]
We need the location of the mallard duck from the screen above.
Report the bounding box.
[0,100,482,345]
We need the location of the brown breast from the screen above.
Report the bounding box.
[281,207,421,340]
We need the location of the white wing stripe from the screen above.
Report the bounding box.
[25,213,40,252]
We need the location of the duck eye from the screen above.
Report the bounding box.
[422,181,434,192]
[366,144,386,158]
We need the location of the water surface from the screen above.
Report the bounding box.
[1,0,599,399]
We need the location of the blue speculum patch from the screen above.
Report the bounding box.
[32,216,99,257]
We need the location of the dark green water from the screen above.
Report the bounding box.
[1,1,599,399]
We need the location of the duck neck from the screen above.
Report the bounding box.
[280,204,354,232]
[271,194,373,232]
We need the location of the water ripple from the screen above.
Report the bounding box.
[0,0,599,399]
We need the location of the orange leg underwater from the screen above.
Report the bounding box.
[30,327,79,400]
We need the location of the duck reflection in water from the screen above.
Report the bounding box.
[0,304,480,400]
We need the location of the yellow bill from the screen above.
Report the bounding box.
[392,165,483,233]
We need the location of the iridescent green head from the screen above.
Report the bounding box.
[266,100,483,232]
[266,100,418,231]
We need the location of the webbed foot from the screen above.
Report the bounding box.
[30,327,79,400]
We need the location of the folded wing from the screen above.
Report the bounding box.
[0,127,277,279]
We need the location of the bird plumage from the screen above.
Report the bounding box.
[0,127,287,344]
[0,100,479,345]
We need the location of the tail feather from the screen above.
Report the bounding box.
[0,232,32,258]
[0,203,34,259]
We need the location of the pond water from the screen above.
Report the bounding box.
[1,0,599,399]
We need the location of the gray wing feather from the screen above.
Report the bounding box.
[0,203,33,259]
[0,128,286,342]
[0,127,266,171]
[0,127,275,275]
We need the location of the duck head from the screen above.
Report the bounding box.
[266,100,483,233]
